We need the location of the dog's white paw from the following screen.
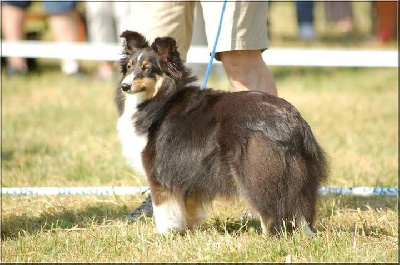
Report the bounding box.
[153,199,187,234]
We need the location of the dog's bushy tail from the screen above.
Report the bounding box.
[289,121,328,231]
[302,123,328,185]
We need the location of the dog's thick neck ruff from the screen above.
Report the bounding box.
[115,31,198,180]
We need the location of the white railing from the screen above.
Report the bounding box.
[1,41,398,67]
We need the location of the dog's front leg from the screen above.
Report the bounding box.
[151,189,187,234]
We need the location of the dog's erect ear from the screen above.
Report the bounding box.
[151,37,180,63]
[120,30,149,55]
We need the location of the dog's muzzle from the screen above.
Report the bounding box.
[121,71,135,92]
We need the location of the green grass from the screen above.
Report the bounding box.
[1,2,398,263]
[2,64,397,263]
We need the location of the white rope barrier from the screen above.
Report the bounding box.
[1,186,398,197]
[318,187,398,197]
[1,41,398,67]
[1,186,149,196]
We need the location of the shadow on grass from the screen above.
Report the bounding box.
[1,200,133,240]
[1,150,14,161]
[203,217,263,236]
[2,195,397,240]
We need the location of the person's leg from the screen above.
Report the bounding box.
[201,1,277,95]
[1,2,29,73]
[200,2,277,221]
[121,2,195,62]
[296,1,314,25]
[220,50,277,95]
[85,1,118,79]
[374,1,398,43]
[296,1,317,40]
[43,1,81,75]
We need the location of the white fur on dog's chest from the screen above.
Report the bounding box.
[117,95,147,179]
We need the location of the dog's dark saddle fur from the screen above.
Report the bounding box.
[115,31,328,235]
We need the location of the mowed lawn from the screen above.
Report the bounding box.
[1,61,398,262]
[1,2,398,263]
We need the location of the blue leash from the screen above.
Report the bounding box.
[201,0,227,89]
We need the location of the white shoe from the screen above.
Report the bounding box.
[298,23,317,41]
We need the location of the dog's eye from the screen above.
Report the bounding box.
[141,64,151,71]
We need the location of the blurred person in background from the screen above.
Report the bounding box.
[296,1,317,41]
[373,1,397,44]
[1,1,84,76]
[85,1,121,80]
[324,1,354,34]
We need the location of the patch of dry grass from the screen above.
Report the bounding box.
[2,64,398,263]
[1,195,397,262]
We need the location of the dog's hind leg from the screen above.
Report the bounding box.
[289,160,319,237]
[184,194,207,230]
[295,183,318,237]
[234,132,287,236]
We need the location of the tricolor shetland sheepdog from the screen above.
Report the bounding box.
[115,31,328,236]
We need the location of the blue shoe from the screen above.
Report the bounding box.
[128,195,153,220]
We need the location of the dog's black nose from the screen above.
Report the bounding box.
[121,83,131,92]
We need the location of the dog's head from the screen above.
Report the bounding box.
[118,31,184,101]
